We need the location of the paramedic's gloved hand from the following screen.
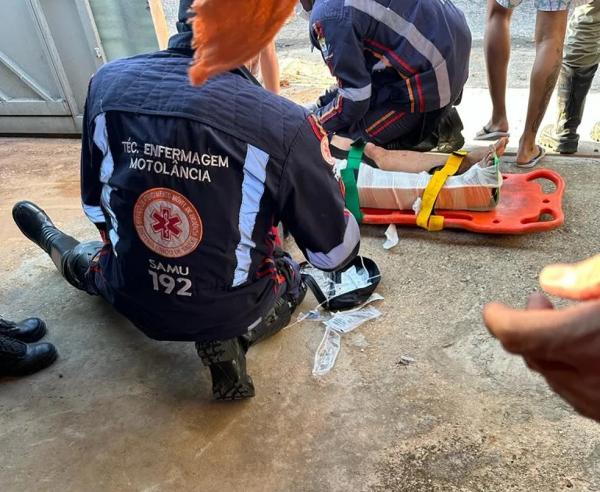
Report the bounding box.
[483,293,600,422]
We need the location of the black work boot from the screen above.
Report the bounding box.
[0,317,46,343]
[195,338,255,401]
[13,201,80,288]
[435,106,465,153]
[0,334,57,377]
[540,63,598,154]
[12,201,78,254]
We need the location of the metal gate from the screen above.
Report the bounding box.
[0,0,106,134]
[0,0,162,135]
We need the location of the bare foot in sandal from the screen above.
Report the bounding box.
[475,121,510,141]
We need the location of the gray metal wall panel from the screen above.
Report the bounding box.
[0,116,80,134]
[0,0,158,135]
[88,0,159,61]
[37,0,105,113]
[0,0,64,100]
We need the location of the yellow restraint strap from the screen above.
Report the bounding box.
[416,151,467,231]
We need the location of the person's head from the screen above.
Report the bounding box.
[299,0,315,11]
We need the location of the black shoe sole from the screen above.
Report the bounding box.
[436,134,465,153]
[196,340,255,400]
[213,375,255,401]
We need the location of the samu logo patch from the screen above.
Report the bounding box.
[133,188,203,258]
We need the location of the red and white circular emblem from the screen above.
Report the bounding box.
[133,188,203,258]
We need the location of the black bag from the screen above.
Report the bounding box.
[300,256,381,311]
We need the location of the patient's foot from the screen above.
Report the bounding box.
[363,141,384,162]
[459,137,508,174]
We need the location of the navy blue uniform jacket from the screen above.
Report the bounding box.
[310,0,471,132]
[80,47,359,342]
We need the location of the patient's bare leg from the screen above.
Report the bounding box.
[363,137,508,174]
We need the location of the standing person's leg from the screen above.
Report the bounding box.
[567,0,600,143]
[260,41,281,94]
[563,0,600,71]
[478,0,513,139]
[541,0,600,153]
[516,9,568,166]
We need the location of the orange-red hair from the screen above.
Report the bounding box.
[189,0,297,85]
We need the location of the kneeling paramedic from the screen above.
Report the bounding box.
[12,3,360,401]
[300,0,471,152]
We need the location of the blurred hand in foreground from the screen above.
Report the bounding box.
[484,292,600,422]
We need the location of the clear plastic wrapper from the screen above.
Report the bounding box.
[298,293,383,323]
[312,328,341,376]
[354,292,384,308]
[297,309,332,323]
[383,224,399,250]
[324,306,381,334]
[309,294,384,376]
[412,197,422,215]
[301,263,373,300]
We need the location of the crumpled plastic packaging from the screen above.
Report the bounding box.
[311,294,384,376]
[298,309,331,323]
[299,293,384,324]
[312,328,341,376]
[383,224,399,250]
[301,264,372,300]
[324,306,381,334]
[412,197,422,215]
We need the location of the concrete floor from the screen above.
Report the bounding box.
[1,135,600,491]
[2,2,600,490]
